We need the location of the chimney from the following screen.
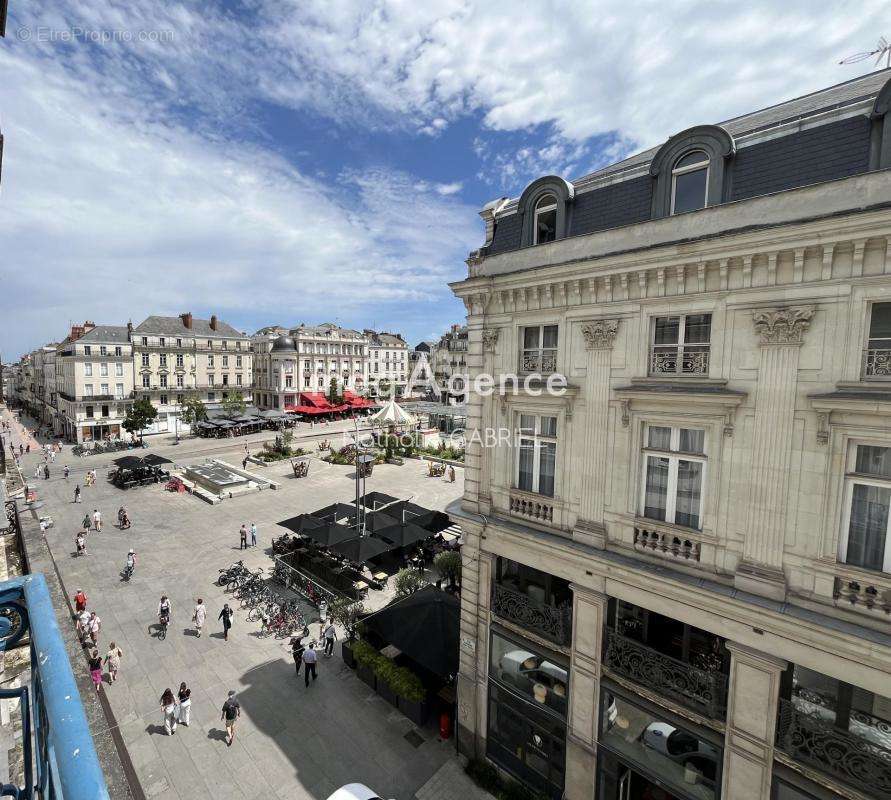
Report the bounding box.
[127,321,133,337]
[83,321,96,334]
[210,315,218,331]
[180,312,193,329]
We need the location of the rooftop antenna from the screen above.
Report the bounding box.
[840,36,891,69]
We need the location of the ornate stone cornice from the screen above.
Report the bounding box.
[752,306,815,345]
[482,328,500,352]
[581,319,620,350]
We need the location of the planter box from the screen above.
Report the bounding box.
[377,681,400,708]
[357,662,376,690]
[398,696,429,726]
[342,641,356,669]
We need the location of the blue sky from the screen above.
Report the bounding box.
[0,0,888,357]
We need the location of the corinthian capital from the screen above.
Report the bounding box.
[581,318,620,350]
[482,328,500,352]
[752,306,815,345]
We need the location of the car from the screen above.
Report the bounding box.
[498,649,568,712]
[641,722,720,787]
[327,784,385,800]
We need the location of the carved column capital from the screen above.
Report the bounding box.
[581,318,620,350]
[482,328,500,353]
[752,306,815,345]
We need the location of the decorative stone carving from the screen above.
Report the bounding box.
[482,328,500,352]
[752,306,815,345]
[581,319,619,350]
[816,412,829,446]
[621,399,631,427]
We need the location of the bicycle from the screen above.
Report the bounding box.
[157,614,169,640]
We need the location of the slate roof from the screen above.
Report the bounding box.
[78,326,131,344]
[134,315,245,338]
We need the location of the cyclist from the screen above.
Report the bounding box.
[124,549,136,580]
[158,595,171,633]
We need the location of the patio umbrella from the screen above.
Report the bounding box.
[359,491,399,510]
[330,536,392,564]
[142,454,172,466]
[371,521,431,548]
[277,514,359,547]
[362,511,400,534]
[310,502,360,526]
[113,456,144,470]
[387,501,452,533]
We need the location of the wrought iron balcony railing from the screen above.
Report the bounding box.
[777,697,891,797]
[520,348,557,374]
[863,348,891,380]
[0,573,109,798]
[604,630,728,719]
[491,583,572,646]
[649,344,710,376]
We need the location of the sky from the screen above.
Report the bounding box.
[0,0,888,358]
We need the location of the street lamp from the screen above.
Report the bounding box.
[355,453,375,536]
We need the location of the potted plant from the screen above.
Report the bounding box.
[376,660,400,708]
[330,598,364,668]
[433,551,462,592]
[393,666,428,725]
[353,640,379,689]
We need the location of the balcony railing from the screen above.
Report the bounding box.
[520,348,557,374]
[777,698,891,797]
[491,583,571,646]
[833,575,891,615]
[604,630,728,719]
[634,524,702,563]
[649,344,710,376]
[863,348,891,380]
[0,573,109,798]
[509,492,554,523]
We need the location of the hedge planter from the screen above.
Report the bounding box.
[357,662,376,689]
[378,681,400,708]
[398,696,429,726]
[342,641,356,669]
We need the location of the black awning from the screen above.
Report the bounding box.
[371,521,431,548]
[113,456,144,470]
[359,491,399,510]
[142,453,172,466]
[329,535,393,564]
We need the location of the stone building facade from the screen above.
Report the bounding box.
[365,330,409,397]
[449,70,891,800]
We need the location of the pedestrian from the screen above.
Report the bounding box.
[242,456,248,470]
[87,611,101,646]
[448,465,456,483]
[302,641,318,687]
[44,464,50,480]
[18,444,23,456]
[81,512,91,531]
[25,444,29,454]
[88,649,103,692]
[64,465,69,480]
[74,484,81,503]
[219,603,233,641]
[239,524,247,550]
[33,465,40,480]
[93,508,101,532]
[323,620,337,657]
[90,469,97,485]
[50,449,55,463]
[75,531,87,556]
[76,608,91,644]
[178,683,192,726]
[291,636,305,678]
[220,690,240,746]
[104,642,123,683]
[160,688,178,735]
[74,588,88,614]
[193,599,207,637]
[250,522,257,548]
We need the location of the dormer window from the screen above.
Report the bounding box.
[671,151,709,214]
[534,194,558,244]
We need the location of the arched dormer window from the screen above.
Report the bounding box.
[517,175,574,247]
[869,76,891,170]
[650,126,734,219]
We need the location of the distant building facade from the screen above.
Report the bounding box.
[365,330,409,397]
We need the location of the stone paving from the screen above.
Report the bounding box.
[4,408,465,800]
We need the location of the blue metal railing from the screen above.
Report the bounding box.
[0,574,109,799]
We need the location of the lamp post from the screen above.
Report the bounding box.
[355,453,375,536]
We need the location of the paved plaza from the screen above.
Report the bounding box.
[6,411,465,800]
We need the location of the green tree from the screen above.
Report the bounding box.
[122,398,158,443]
[221,392,247,419]
[327,376,342,406]
[179,394,207,430]
[393,568,427,598]
[433,551,462,590]
[329,598,365,641]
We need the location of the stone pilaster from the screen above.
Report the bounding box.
[477,328,500,514]
[573,320,619,548]
[721,642,788,800]
[736,306,814,600]
[564,583,608,800]
[461,322,485,514]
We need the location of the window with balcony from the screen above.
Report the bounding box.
[650,314,711,376]
[222,374,229,386]
[141,353,149,367]
[176,376,184,388]
[115,384,124,399]
[208,373,215,386]
[520,325,558,373]
[839,444,891,573]
[863,302,891,379]
[516,414,557,497]
[492,558,572,645]
[142,375,150,388]
[159,375,167,388]
[83,384,93,397]
[641,425,706,529]
[100,384,108,396]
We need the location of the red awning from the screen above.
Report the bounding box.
[342,390,376,408]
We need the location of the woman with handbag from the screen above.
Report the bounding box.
[160,688,177,735]
[177,683,192,727]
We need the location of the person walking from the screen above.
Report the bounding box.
[76,608,91,645]
[242,455,249,470]
[160,688,178,735]
[88,649,103,692]
[220,690,240,746]
[81,512,91,532]
[73,589,88,615]
[239,524,247,550]
[104,642,123,683]
[193,599,207,637]
[250,522,257,548]
[93,508,102,532]
[74,484,81,503]
[43,464,50,480]
[87,611,101,646]
[64,465,69,480]
[178,683,192,727]
[219,603,233,641]
[291,637,305,678]
[322,620,337,657]
[302,641,318,687]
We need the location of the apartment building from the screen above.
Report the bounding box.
[434,324,469,402]
[450,69,891,800]
[252,322,368,410]
[55,325,134,443]
[131,313,251,434]
[409,341,436,396]
[365,330,409,397]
